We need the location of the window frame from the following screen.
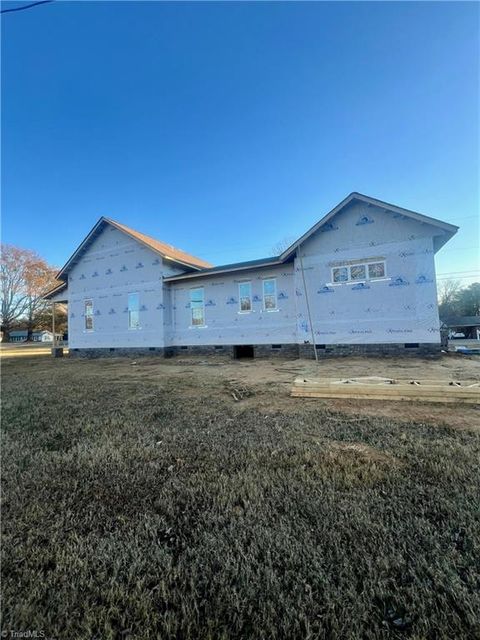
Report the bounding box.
[84,299,94,332]
[238,281,252,313]
[262,278,277,311]
[128,292,141,330]
[331,260,386,284]
[367,261,387,280]
[190,286,205,327]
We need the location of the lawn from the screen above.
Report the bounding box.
[1,355,479,639]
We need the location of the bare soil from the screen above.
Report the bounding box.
[78,352,480,431]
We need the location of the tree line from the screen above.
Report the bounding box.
[438,280,480,321]
[0,244,65,342]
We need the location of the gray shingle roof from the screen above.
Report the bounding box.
[444,316,480,327]
[164,256,284,282]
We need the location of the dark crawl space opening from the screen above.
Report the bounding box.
[233,345,254,359]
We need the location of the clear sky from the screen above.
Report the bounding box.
[2,1,479,284]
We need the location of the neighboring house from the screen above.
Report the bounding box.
[44,192,458,358]
[443,316,480,340]
[9,330,62,343]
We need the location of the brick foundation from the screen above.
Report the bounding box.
[298,342,442,358]
[252,343,300,358]
[68,342,442,359]
[173,343,299,358]
[68,347,172,359]
[173,345,235,357]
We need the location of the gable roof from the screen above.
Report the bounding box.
[279,192,459,259]
[49,193,459,289]
[164,192,459,283]
[55,217,212,281]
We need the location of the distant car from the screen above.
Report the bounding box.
[449,332,466,339]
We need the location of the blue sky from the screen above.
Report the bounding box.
[2,1,479,283]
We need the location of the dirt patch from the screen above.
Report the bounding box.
[328,441,401,465]
[3,351,478,430]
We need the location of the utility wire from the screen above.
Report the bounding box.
[436,275,480,281]
[1,0,53,14]
[437,270,480,276]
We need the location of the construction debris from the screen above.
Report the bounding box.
[291,376,480,404]
[226,380,253,402]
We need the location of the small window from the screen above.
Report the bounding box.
[368,262,385,279]
[263,278,277,310]
[128,293,140,329]
[350,264,366,281]
[85,300,94,331]
[239,282,252,312]
[332,260,386,283]
[332,267,348,283]
[190,287,205,326]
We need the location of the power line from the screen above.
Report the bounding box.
[436,275,479,281]
[438,269,480,276]
[1,0,53,15]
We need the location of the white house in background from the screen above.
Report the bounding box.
[9,330,62,343]
[44,193,458,358]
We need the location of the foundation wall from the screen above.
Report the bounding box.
[69,342,442,359]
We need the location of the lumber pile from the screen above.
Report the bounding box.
[291,376,480,404]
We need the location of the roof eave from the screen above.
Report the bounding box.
[55,217,210,280]
[55,217,106,281]
[279,193,358,260]
[164,259,284,282]
[43,281,68,301]
[104,218,211,270]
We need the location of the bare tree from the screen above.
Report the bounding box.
[270,236,296,257]
[0,244,57,342]
[24,257,58,340]
[1,245,30,341]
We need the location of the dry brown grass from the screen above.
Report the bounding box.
[1,354,480,639]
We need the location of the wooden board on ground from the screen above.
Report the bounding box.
[291,376,480,404]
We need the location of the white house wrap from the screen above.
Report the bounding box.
[44,193,458,358]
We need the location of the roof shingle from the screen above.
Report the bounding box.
[105,218,212,269]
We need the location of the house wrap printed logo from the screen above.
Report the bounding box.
[1,631,54,639]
